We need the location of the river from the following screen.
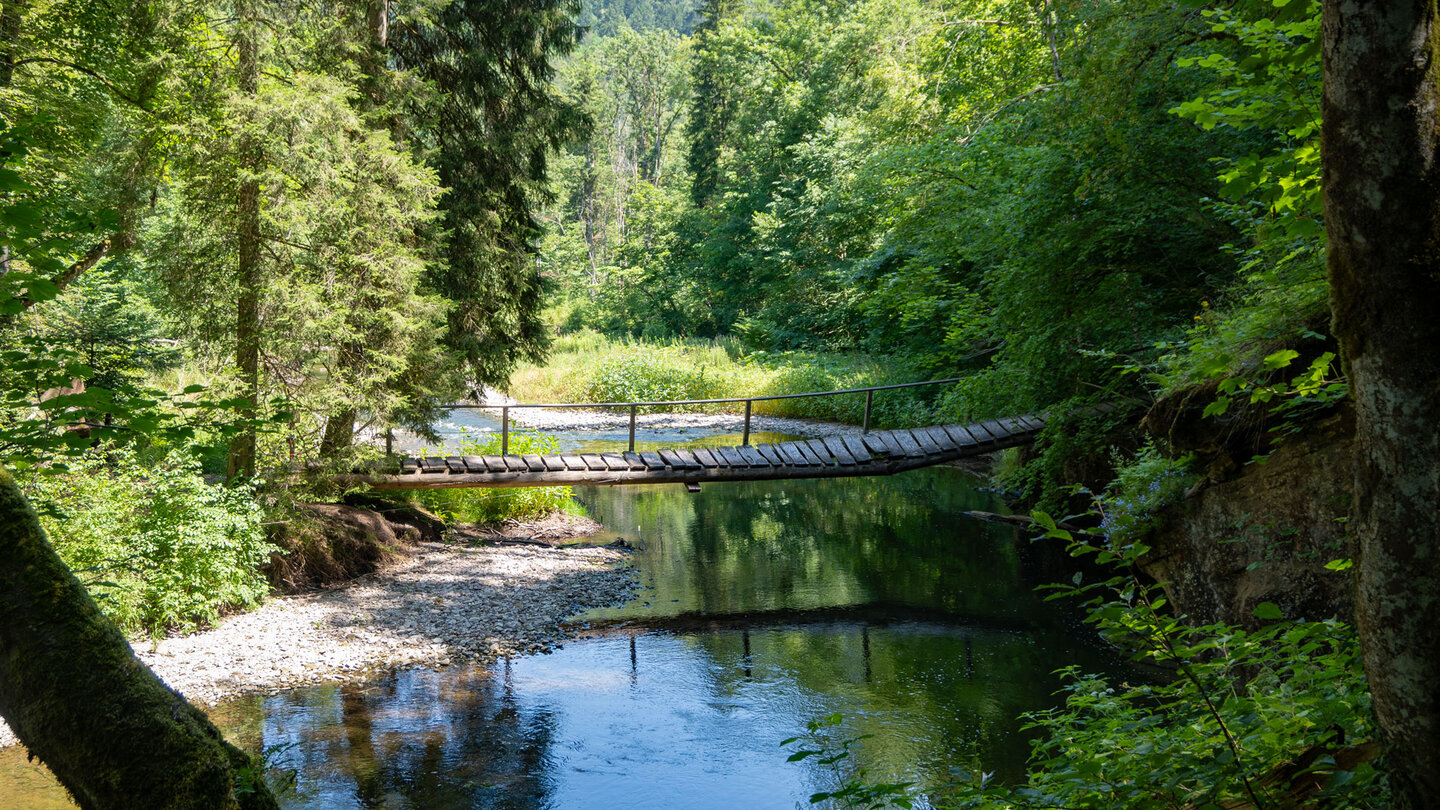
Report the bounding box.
[0,418,1124,808]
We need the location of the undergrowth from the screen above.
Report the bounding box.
[508,329,941,428]
[23,446,277,638]
[409,430,581,524]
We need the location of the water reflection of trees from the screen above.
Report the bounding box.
[217,662,559,809]
[578,468,1055,621]
[646,622,1080,789]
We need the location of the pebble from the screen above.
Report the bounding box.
[0,540,635,749]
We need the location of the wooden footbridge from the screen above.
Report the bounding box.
[348,379,1052,491]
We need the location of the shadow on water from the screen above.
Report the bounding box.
[0,427,1130,809]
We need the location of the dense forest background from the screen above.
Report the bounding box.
[540,0,1324,426]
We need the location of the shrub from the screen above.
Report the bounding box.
[944,519,1381,809]
[25,447,276,638]
[1098,442,1201,545]
[410,430,580,524]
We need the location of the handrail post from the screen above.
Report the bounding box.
[742,400,752,446]
[501,406,509,455]
[624,403,636,455]
[385,428,393,455]
[862,390,873,434]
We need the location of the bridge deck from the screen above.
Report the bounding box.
[346,416,1044,490]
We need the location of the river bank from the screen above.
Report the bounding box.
[0,536,635,749]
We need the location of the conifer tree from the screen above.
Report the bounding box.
[392,0,586,390]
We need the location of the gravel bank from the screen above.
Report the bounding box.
[0,540,635,749]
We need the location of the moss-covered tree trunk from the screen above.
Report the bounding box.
[0,468,279,809]
[1322,2,1440,806]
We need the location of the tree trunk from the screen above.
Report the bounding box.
[0,0,25,89]
[320,407,356,457]
[228,0,262,481]
[0,468,279,809]
[1321,2,1440,806]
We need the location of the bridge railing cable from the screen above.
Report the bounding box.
[436,377,964,454]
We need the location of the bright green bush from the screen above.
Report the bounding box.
[579,348,738,409]
[25,448,276,638]
[412,430,580,524]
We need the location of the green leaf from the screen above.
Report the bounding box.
[1202,396,1232,418]
[1263,349,1300,370]
[1253,601,1283,620]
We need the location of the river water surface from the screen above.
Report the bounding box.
[1,420,1123,808]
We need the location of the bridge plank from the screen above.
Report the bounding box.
[890,430,926,458]
[997,416,1025,436]
[909,429,942,455]
[522,454,545,471]
[840,435,873,463]
[777,442,811,466]
[756,444,786,465]
[738,446,771,467]
[822,437,858,465]
[503,455,529,472]
[805,439,837,465]
[861,434,893,457]
[978,419,1009,441]
[692,448,721,468]
[793,441,828,466]
[920,427,956,451]
[966,421,998,443]
[658,449,685,469]
[400,458,419,473]
[444,457,465,473]
[600,453,630,471]
[870,432,906,457]
[715,446,747,467]
[561,455,588,471]
[942,425,978,447]
[1015,415,1044,432]
[459,456,483,473]
[639,451,667,470]
[580,454,608,471]
[676,449,705,469]
[622,451,647,470]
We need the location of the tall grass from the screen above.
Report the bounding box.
[408,430,581,524]
[508,330,944,428]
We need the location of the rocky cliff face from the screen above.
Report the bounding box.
[1139,409,1354,627]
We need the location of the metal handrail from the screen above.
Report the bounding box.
[439,377,963,455]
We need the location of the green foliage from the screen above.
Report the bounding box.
[580,348,735,407]
[411,431,580,524]
[28,265,179,390]
[511,331,942,428]
[943,520,1383,809]
[24,447,277,637]
[392,0,586,390]
[1097,443,1200,545]
[1159,0,1329,395]
[782,713,916,810]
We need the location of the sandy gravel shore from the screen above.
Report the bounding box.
[0,539,635,749]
